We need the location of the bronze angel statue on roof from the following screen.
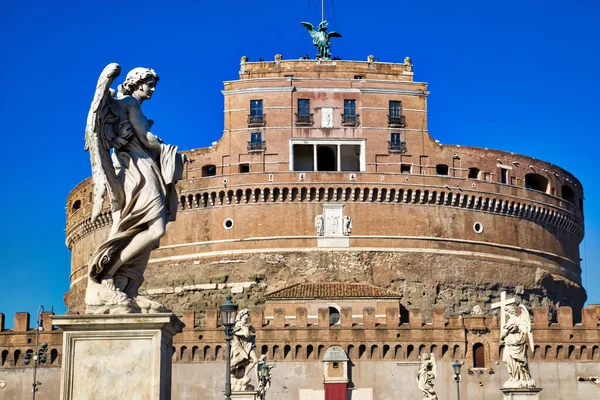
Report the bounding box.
[83,63,185,314]
[300,20,341,60]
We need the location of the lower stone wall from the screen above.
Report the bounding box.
[2,361,599,400]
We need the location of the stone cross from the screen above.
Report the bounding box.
[491,291,516,334]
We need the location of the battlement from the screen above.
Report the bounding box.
[1,306,598,369]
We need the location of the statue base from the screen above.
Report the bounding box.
[231,391,259,400]
[52,313,184,400]
[500,387,543,399]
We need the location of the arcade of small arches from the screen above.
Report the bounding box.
[0,347,60,368]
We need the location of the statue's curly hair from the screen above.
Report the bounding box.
[118,67,159,96]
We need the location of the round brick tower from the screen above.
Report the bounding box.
[65,56,585,320]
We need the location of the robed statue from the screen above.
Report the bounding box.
[501,304,536,388]
[416,353,438,400]
[230,309,261,391]
[300,20,341,60]
[84,63,185,314]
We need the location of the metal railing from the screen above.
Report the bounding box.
[295,113,314,126]
[341,114,360,127]
[247,114,266,127]
[388,141,407,152]
[247,141,266,151]
[388,115,407,128]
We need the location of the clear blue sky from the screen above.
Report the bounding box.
[1,0,598,327]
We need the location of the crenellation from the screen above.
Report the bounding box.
[409,309,422,328]
[273,307,285,328]
[296,307,307,328]
[386,307,399,328]
[182,310,195,330]
[363,307,376,328]
[318,307,329,328]
[533,306,550,327]
[340,307,352,327]
[14,312,30,332]
[431,307,445,328]
[582,307,598,328]
[0,313,4,332]
[558,306,574,327]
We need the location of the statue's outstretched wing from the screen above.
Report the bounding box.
[328,31,342,39]
[84,63,125,222]
[519,305,534,349]
[301,21,318,39]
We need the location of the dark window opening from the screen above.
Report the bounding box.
[473,343,485,368]
[317,146,337,171]
[354,75,364,79]
[251,132,262,143]
[500,168,508,184]
[389,133,406,152]
[561,185,576,204]
[201,164,216,177]
[344,100,356,117]
[401,164,412,174]
[298,99,310,116]
[293,145,314,171]
[71,200,81,212]
[340,145,360,171]
[436,164,449,175]
[248,132,265,151]
[239,163,249,173]
[250,100,263,116]
[329,307,340,325]
[332,361,339,368]
[468,167,480,179]
[525,173,548,192]
[389,101,402,117]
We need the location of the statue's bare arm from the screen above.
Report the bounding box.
[124,97,163,151]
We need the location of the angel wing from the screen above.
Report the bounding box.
[301,22,318,39]
[84,63,125,222]
[519,304,534,349]
[328,31,342,39]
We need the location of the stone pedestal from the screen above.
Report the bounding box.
[52,313,184,400]
[500,387,543,399]
[231,390,259,400]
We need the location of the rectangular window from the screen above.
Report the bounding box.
[389,101,402,117]
[239,163,250,173]
[344,100,356,117]
[250,100,263,116]
[298,99,310,116]
[250,132,262,143]
[500,168,508,184]
[390,133,402,144]
[401,164,412,174]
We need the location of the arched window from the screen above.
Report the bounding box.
[473,343,485,368]
[525,173,548,192]
[71,200,81,212]
[436,164,449,175]
[329,307,340,325]
[201,164,216,177]
[561,185,576,204]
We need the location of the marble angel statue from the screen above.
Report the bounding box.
[416,353,438,400]
[501,304,536,388]
[83,63,185,314]
[230,308,260,391]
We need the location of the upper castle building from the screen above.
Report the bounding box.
[64,54,585,322]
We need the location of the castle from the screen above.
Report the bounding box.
[1,55,598,399]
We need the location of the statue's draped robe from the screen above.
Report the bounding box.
[231,320,256,369]
[417,360,437,399]
[502,319,535,387]
[88,112,180,286]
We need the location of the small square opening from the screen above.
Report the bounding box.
[239,163,250,173]
[400,164,411,174]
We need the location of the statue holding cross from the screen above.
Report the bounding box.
[492,291,536,389]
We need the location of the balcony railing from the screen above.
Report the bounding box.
[295,113,314,126]
[247,114,266,127]
[388,115,407,128]
[388,141,407,153]
[341,114,360,127]
[247,141,266,152]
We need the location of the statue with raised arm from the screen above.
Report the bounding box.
[501,304,536,388]
[83,63,185,314]
[300,20,342,60]
[230,308,261,391]
[416,353,438,400]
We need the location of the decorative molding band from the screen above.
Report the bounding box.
[222,87,295,96]
[360,88,429,96]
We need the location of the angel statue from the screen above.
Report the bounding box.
[416,353,438,400]
[300,20,342,60]
[83,63,185,314]
[230,308,261,391]
[501,304,536,388]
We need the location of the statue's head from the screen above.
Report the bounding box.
[119,67,160,101]
[420,353,430,361]
[236,308,250,322]
[318,20,328,32]
[506,304,518,316]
